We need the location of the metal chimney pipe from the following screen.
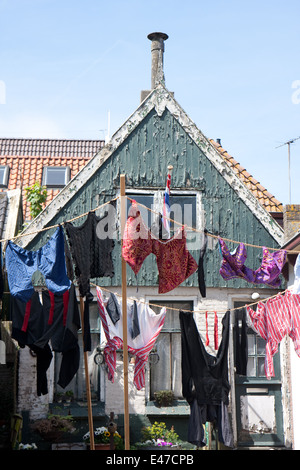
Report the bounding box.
[147,32,168,89]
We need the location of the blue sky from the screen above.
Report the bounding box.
[0,0,299,206]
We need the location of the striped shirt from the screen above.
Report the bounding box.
[96,287,166,390]
[246,289,300,378]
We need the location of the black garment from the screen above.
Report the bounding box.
[234,307,248,376]
[130,300,140,340]
[64,211,115,297]
[180,310,233,448]
[188,400,233,448]
[180,310,231,405]
[10,284,81,394]
[106,292,121,325]
[30,344,53,396]
[198,230,208,298]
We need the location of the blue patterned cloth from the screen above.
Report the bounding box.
[6,226,71,302]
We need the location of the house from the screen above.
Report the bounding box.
[0,32,294,450]
[0,138,104,221]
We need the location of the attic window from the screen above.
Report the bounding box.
[0,165,10,188]
[43,166,70,188]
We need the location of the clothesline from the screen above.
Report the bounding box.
[0,197,119,244]
[126,196,300,255]
[91,281,289,315]
[1,193,298,256]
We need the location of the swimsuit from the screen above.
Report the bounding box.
[219,238,286,288]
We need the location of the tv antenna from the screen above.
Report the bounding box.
[276,136,300,204]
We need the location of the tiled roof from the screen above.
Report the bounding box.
[210,139,283,214]
[0,138,105,221]
[0,138,104,158]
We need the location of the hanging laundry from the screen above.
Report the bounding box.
[152,226,198,294]
[96,287,166,390]
[122,201,152,275]
[246,289,300,379]
[234,308,248,376]
[5,225,71,303]
[197,230,208,298]
[122,200,198,293]
[179,310,233,448]
[219,238,286,288]
[64,211,115,297]
[10,284,81,394]
[204,311,219,350]
[291,253,300,294]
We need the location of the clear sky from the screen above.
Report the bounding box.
[0,0,299,206]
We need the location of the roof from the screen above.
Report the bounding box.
[17,83,284,249]
[210,139,283,214]
[0,138,104,220]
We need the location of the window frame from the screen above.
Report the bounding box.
[145,295,197,404]
[0,165,10,188]
[42,166,71,188]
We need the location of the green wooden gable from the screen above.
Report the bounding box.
[18,84,284,291]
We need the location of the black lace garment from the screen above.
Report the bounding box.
[64,211,115,297]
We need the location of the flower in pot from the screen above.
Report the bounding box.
[83,426,124,450]
[135,421,180,450]
[154,390,174,407]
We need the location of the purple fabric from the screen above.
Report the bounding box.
[219,238,286,288]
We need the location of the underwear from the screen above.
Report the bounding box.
[64,211,115,297]
[247,289,300,379]
[96,287,166,390]
[219,238,286,288]
[6,225,71,303]
[122,200,198,293]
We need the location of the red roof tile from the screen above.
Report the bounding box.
[210,139,283,214]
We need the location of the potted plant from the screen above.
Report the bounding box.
[32,414,75,442]
[83,426,124,450]
[65,390,74,403]
[134,421,180,450]
[154,390,174,407]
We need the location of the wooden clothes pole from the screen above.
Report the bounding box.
[79,297,95,450]
[120,174,130,450]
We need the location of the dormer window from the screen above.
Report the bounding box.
[0,165,10,188]
[42,166,70,188]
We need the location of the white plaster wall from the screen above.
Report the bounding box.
[17,347,54,420]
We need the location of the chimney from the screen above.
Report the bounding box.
[283,205,300,243]
[141,32,169,102]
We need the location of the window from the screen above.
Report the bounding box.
[0,165,9,187]
[148,300,193,400]
[233,301,284,447]
[42,166,70,188]
[126,190,198,240]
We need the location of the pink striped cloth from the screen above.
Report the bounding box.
[96,287,166,390]
[246,289,300,378]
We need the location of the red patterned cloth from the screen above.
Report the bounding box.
[122,200,198,293]
[247,289,300,378]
